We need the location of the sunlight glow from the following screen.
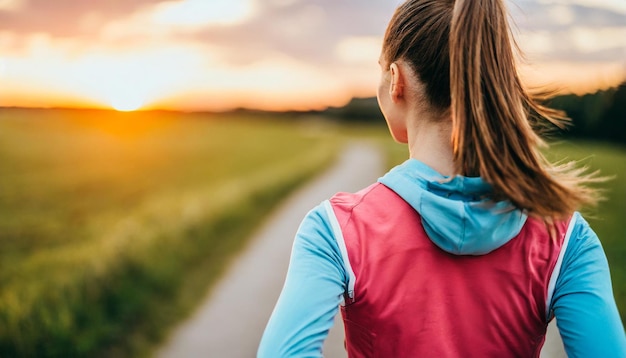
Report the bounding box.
[519,61,626,94]
[110,96,144,112]
[152,55,353,111]
[0,58,6,77]
[0,33,352,112]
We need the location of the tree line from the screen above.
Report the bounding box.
[548,80,626,145]
[325,80,626,146]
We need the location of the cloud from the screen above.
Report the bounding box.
[151,0,257,27]
[0,0,172,37]
[335,36,383,64]
[4,0,622,67]
[533,0,626,15]
[518,27,626,62]
[510,1,626,64]
[0,0,25,12]
[187,0,398,68]
[511,1,626,31]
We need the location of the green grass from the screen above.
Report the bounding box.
[382,135,626,322]
[0,108,340,357]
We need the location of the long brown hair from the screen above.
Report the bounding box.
[382,0,602,218]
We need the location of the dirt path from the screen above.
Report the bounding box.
[154,141,565,358]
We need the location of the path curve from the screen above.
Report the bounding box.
[155,141,565,358]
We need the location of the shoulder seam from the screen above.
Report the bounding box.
[330,182,382,213]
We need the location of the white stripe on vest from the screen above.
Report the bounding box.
[323,200,356,306]
[546,216,577,318]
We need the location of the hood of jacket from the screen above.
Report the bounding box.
[378,159,527,255]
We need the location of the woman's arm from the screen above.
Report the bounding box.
[550,212,626,357]
[258,203,347,358]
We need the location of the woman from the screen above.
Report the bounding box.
[258,0,626,356]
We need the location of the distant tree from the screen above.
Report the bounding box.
[599,82,626,143]
[325,97,384,123]
[547,81,625,145]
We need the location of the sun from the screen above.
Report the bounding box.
[109,91,145,112]
[110,96,145,112]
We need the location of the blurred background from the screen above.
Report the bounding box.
[0,0,624,357]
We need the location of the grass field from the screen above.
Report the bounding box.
[0,108,339,357]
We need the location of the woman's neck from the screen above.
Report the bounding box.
[407,119,455,177]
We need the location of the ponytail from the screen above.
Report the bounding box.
[382,0,602,218]
[448,0,601,218]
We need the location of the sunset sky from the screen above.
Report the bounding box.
[0,0,625,112]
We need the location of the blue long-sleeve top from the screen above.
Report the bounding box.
[258,159,626,357]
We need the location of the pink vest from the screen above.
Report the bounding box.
[328,183,569,357]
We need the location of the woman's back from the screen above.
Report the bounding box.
[330,168,568,357]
